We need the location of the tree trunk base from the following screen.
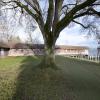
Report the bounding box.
[37,58,59,70]
[37,44,59,70]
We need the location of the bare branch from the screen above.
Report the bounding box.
[90,8,100,16]
[53,0,64,33]
[55,0,97,35]
[72,20,89,28]
[44,0,54,33]
[24,0,40,15]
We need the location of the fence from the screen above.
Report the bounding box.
[65,55,100,63]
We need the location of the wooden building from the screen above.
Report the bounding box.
[55,45,88,55]
[0,43,89,57]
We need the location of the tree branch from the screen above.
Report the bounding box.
[52,0,64,33]
[55,0,97,35]
[74,8,100,19]
[90,8,100,16]
[2,0,45,38]
[72,20,89,28]
[24,0,40,14]
[45,0,54,33]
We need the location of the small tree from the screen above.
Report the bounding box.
[1,0,100,67]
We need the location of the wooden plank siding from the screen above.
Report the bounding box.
[0,43,89,57]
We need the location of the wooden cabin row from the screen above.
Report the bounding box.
[0,43,89,57]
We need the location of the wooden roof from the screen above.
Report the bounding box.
[0,42,9,48]
[56,45,88,50]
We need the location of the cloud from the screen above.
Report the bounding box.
[56,26,98,48]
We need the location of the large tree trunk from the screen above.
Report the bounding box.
[39,40,57,69]
[43,44,55,67]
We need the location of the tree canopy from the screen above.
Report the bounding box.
[1,0,100,38]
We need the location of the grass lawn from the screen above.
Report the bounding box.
[0,56,100,100]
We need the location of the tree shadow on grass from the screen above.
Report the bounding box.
[12,56,74,100]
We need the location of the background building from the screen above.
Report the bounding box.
[0,43,89,57]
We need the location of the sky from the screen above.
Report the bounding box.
[17,24,98,49]
[56,25,98,48]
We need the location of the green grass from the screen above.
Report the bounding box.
[0,56,100,100]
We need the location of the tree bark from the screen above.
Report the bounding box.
[39,40,57,69]
[44,44,55,66]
